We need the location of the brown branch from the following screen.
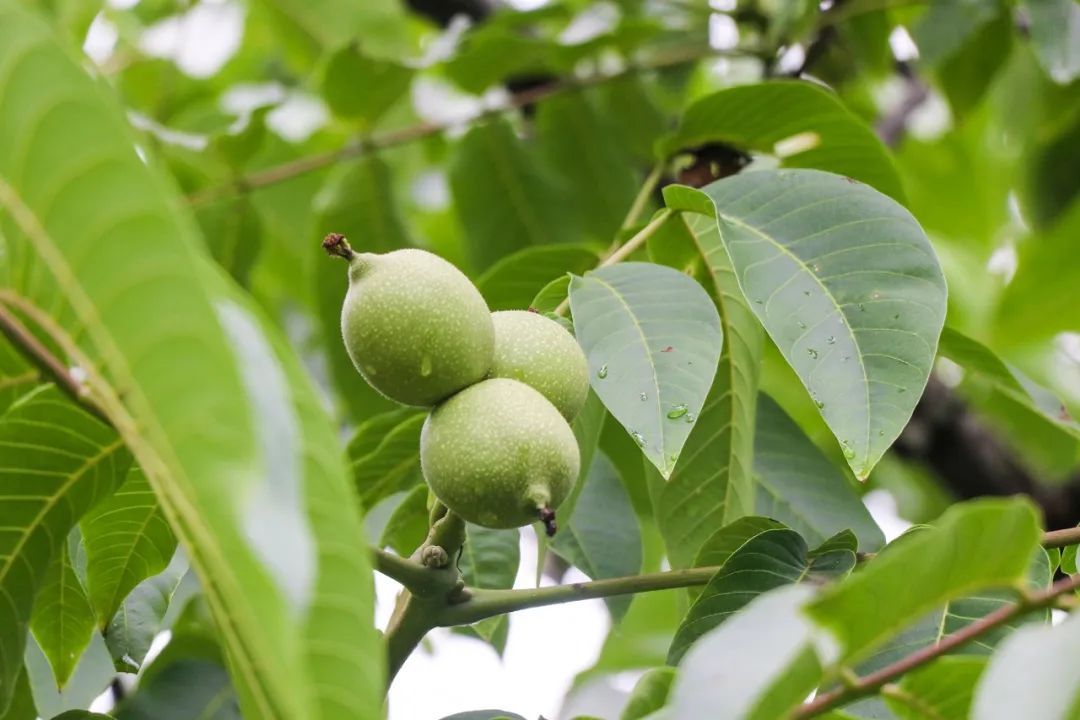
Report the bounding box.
[187,45,764,207]
[794,572,1080,718]
[0,302,110,424]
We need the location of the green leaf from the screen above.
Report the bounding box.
[0,668,33,720]
[537,93,640,241]
[552,452,642,619]
[668,528,855,665]
[666,585,824,720]
[884,656,987,720]
[105,550,188,673]
[1021,0,1080,84]
[378,484,429,557]
[0,386,129,711]
[29,531,96,688]
[449,118,577,272]
[937,14,1013,118]
[24,631,114,719]
[659,81,903,200]
[754,393,885,552]
[693,516,787,569]
[116,659,239,720]
[313,155,407,425]
[256,0,409,59]
[195,198,262,288]
[530,276,571,314]
[0,6,384,714]
[911,0,1000,65]
[347,410,425,509]
[806,498,1042,664]
[622,667,677,720]
[460,525,520,591]
[0,336,37,416]
[651,212,763,567]
[972,609,1080,720]
[477,245,600,312]
[439,711,527,720]
[664,170,948,478]
[320,42,413,127]
[81,465,177,626]
[569,262,723,478]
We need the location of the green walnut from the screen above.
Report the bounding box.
[420,378,580,535]
[324,234,494,407]
[488,310,589,421]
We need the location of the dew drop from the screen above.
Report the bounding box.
[803,290,811,297]
[841,442,856,460]
[893,313,901,320]
[807,348,819,359]
[858,304,866,312]
[667,404,689,419]
[639,392,648,401]
[597,364,608,379]
[812,263,821,273]
[826,336,836,345]
[878,430,885,437]
[631,431,646,447]
[755,299,764,305]
[898,387,907,394]
[797,320,807,329]
[872,292,882,299]
[420,355,433,377]
[842,355,850,362]
[685,413,697,424]
[814,397,824,409]
[669,453,679,464]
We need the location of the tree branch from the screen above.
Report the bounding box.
[1042,525,1080,549]
[187,46,762,207]
[437,564,719,626]
[794,572,1080,718]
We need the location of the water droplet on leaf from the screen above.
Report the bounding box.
[685,413,696,423]
[841,443,856,460]
[597,364,608,379]
[639,392,647,401]
[667,404,688,419]
[420,355,433,377]
[631,431,646,447]
[807,348,819,359]
[826,336,835,344]
[797,320,807,329]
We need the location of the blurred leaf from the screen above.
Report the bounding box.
[0,337,37,416]
[439,711,527,720]
[651,211,764,568]
[257,0,409,59]
[116,659,239,720]
[755,393,886,552]
[0,386,129,710]
[30,533,96,688]
[884,656,987,720]
[195,199,263,288]
[24,632,113,719]
[666,585,823,720]
[313,155,407,424]
[320,43,413,127]
[668,528,855,665]
[537,94,639,241]
[693,517,787,569]
[0,7,384,714]
[665,170,947,479]
[1021,0,1080,84]
[593,77,669,166]
[379,484,429,557]
[212,107,272,171]
[971,609,1080,720]
[82,466,177,626]
[477,244,599,311]
[807,498,1042,664]
[530,276,571,313]
[552,453,642,619]
[557,391,608,525]
[569,262,723,479]
[659,81,903,200]
[911,0,1001,66]
[443,25,560,94]
[622,667,676,720]
[0,668,33,720]
[105,551,188,673]
[347,409,425,509]
[449,119,578,271]
[937,14,1013,118]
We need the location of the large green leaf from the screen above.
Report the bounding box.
[0,6,382,716]
[884,656,986,720]
[972,609,1080,720]
[457,525,520,652]
[651,211,763,567]
[569,262,723,478]
[0,336,37,415]
[347,409,425,509]
[29,531,97,688]
[378,484,429,557]
[754,394,885,552]
[668,528,855,665]
[319,43,413,128]
[117,660,239,719]
[666,584,824,720]
[622,667,677,720]
[0,386,128,710]
[552,452,642,619]
[806,499,1041,664]
[658,81,903,200]
[81,465,177,626]
[449,118,577,272]
[105,550,188,672]
[664,170,947,478]
[476,244,600,312]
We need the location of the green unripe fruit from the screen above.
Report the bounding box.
[420,378,580,534]
[326,235,494,407]
[488,310,589,421]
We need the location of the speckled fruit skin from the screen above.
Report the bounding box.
[420,378,580,529]
[341,249,495,407]
[488,310,589,421]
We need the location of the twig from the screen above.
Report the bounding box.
[0,302,109,424]
[372,549,444,593]
[437,563,719,626]
[186,47,762,207]
[793,572,1080,718]
[1042,525,1080,549]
